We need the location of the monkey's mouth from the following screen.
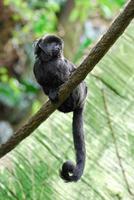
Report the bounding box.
[52,50,60,56]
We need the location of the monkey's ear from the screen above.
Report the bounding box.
[38,40,46,52]
[34,38,42,54]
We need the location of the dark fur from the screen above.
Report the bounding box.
[33,35,87,182]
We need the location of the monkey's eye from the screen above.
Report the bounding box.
[38,42,47,52]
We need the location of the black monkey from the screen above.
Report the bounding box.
[33,35,87,182]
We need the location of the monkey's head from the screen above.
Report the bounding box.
[34,35,64,61]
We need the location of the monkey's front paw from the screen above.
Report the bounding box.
[49,89,59,103]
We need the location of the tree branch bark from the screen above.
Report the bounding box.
[0,0,134,158]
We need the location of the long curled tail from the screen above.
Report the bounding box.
[60,107,85,182]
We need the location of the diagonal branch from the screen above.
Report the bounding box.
[0,0,134,158]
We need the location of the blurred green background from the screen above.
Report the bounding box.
[0,0,134,199]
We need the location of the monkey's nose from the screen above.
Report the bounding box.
[52,47,60,55]
[54,46,60,51]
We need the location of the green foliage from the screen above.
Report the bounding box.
[70,0,91,22]
[0,82,21,107]
[0,68,38,107]
[5,0,60,38]
[98,0,126,19]
[0,68,21,107]
[73,38,92,63]
[0,23,133,199]
[1,0,61,119]
[70,0,126,21]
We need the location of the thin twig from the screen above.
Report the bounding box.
[102,89,134,196]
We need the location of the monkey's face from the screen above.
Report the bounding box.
[35,35,63,61]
